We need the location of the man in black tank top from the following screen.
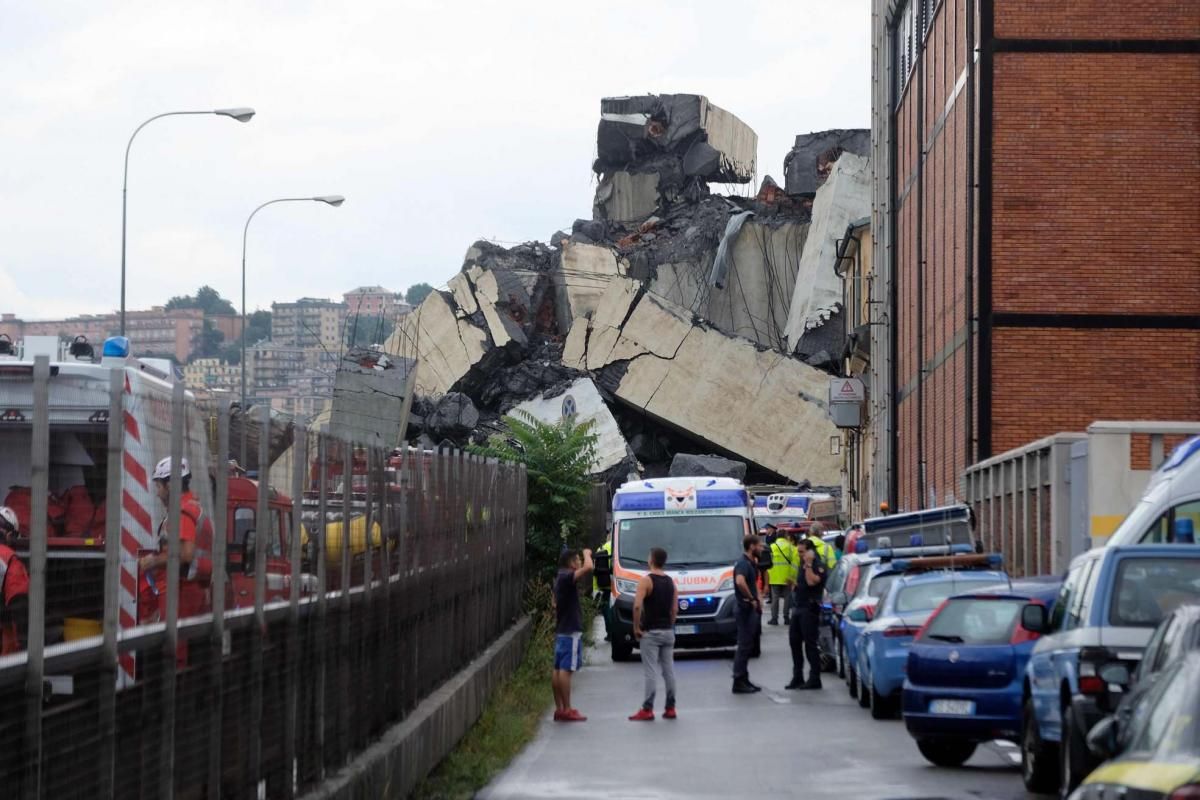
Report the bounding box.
[629,547,678,720]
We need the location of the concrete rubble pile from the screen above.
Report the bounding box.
[386,94,871,487]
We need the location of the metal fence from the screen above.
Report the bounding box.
[0,357,526,799]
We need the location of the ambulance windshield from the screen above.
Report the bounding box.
[617,516,744,569]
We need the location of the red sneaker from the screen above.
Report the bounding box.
[663,707,677,719]
[562,708,588,722]
[553,709,567,721]
[628,708,655,721]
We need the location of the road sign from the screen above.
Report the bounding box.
[829,377,864,403]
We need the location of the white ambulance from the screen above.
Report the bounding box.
[601,476,754,661]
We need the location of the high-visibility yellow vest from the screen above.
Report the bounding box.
[809,536,836,570]
[768,538,797,585]
[593,540,612,593]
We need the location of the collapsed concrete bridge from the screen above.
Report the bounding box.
[384,94,870,487]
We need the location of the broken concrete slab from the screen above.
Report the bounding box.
[784,153,871,353]
[512,378,631,474]
[784,129,871,195]
[329,350,418,449]
[648,217,808,351]
[588,292,840,483]
[387,291,491,396]
[562,286,841,483]
[594,171,660,223]
[554,241,624,335]
[595,94,757,184]
[669,453,747,481]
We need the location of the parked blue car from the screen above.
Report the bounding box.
[857,557,1008,720]
[902,577,1062,767]
[840,560,898,699]
[1019,545,1200,797]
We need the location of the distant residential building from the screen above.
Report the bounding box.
[182,358,242,392]
[209,314,245,343]
[0,307,204,362]
[344,285,403,316]
[271,297,347,354]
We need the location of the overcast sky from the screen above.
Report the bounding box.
[1,1,870,320]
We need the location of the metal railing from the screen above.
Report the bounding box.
[0,357,526,799]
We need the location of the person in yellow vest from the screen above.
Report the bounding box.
[767,529,798,625]
[593,535,614,642]
[806,522,837,570]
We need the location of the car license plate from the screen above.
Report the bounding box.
[929,699,975,716]
[674,624,697,635]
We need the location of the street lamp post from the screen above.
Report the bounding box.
[239,196,345,466]
[120,108,255,336]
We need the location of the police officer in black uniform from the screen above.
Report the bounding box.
[786,537,828,690]
[731,534,764,694]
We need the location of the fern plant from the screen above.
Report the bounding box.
[470,409,599,582]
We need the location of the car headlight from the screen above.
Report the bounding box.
[614,577,639,595]
[718,577,734,592]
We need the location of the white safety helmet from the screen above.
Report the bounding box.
[152,456,191,482]
[0,506,18,534]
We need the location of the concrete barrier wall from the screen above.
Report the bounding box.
[301,616,533,800]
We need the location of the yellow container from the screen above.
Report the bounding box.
[302,515,384,564]
[64,617,102,641]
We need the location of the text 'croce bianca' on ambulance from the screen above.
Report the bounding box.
[600,476,754,662]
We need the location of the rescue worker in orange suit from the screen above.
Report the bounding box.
[0,506,30,655]
[139,457,212,664]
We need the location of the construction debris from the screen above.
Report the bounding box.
[384,96,871,488]
[783,129,871,195]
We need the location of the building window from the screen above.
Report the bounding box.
[893,0,936,100]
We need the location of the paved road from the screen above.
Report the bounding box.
[481,617,1052,800]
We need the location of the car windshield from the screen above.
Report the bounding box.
[894,578,995,614]
[921,597,1024,644]
[1110,557,1200,628]
[617,516,744,568]
[1128,659,1200,758]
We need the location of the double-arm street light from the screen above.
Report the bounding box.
[239,195,345,465]
[120,107,256,335]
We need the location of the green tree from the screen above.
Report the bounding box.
[469,410,598,583]
[165,285,237,316]
[196,318,225,358]
[345,314,396,348]
[405,282,435,306]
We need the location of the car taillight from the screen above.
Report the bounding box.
[884,625,920,638]
[1078,675,1106,695]
[914,599,950,642]
[1169,785,1200,800]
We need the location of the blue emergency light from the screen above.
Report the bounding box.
[102,336,131,358]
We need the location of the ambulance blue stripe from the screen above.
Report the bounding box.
[697,490,748,509]
[613,492,665,511]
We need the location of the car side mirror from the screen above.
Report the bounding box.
[594,550,612,591]
[848,607,869,623]
[1021,603,1048,634]
[1086,716,1120,761]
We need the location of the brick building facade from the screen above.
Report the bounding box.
[871,0,1200,511]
